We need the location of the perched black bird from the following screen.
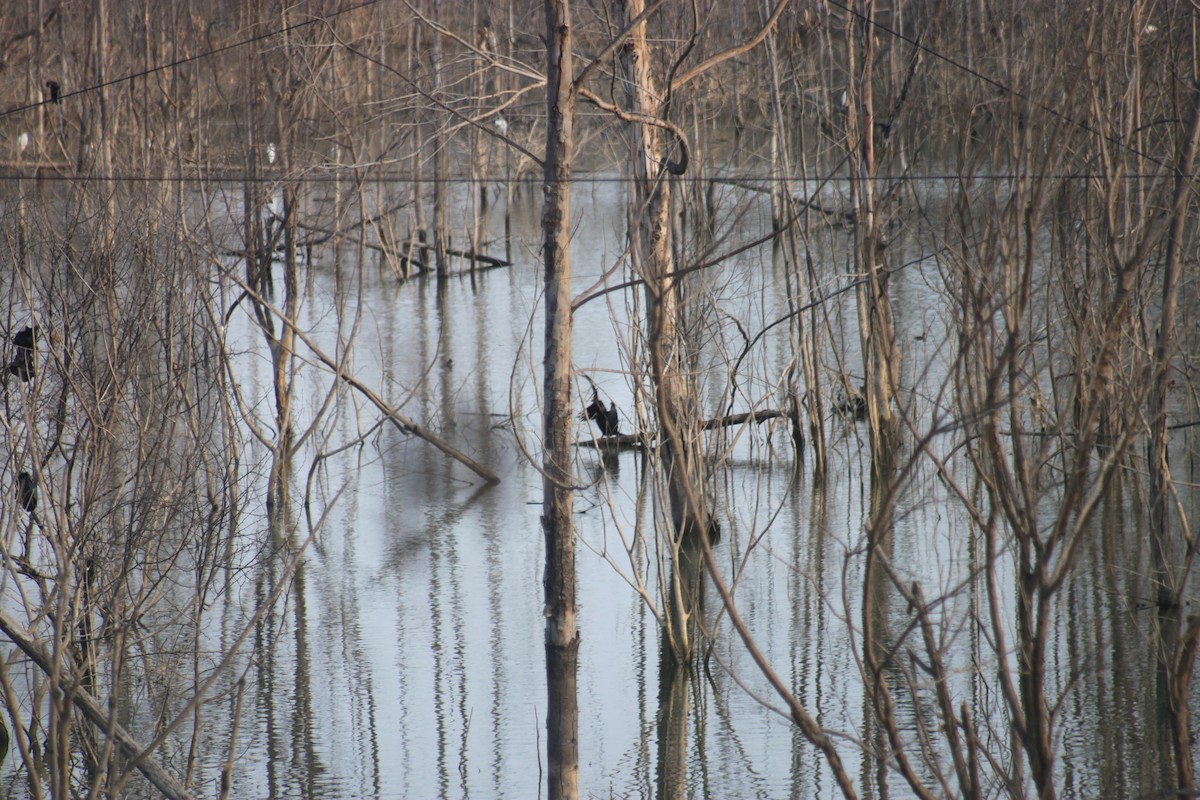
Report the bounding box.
[45,81,60,104]
[16,472,36,515]
[834,385,867,421]
[9,326,36,383]
[581,387,619,437]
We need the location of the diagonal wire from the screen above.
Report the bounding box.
[0,0,383,120]
[823,0,1172,169]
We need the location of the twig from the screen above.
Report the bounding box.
[0,611,195,800]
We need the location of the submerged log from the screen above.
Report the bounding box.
[576,431,648,450]
[700,409,785,430]
[227,273,501,485]
[577,409,785,449]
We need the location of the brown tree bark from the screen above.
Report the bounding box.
[845,0,900,469]
[618,4,712,525]
[542,3,580,799]
[1149,82,1200,609]
[1149,79,1200,797]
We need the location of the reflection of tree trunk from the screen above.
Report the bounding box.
[663,533,705,681]
[861,449,894,798]
[657,532,705,797]
[655,655,690,800]
[286,557,319,794]
[542,5,579,800]
[254,558,282,799]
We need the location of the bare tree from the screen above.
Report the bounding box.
[541,2,580,799]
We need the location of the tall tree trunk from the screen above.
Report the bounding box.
[542,3,580,798]
[846,0,900,469]
[765,22,826,474]
[1149,83,1200,609]
[1150,79,1200,796]
[431,0,449,278]
[616,0,712,667]
[617,0,712,547]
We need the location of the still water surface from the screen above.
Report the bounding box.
[230,176,1194,798]
[214,178,881,799]
[8,174,1186,799]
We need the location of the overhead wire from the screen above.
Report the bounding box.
[0,172,1172,184]
[821,0,1171,169]
[0,0,384,120]
[0,0,1181,179]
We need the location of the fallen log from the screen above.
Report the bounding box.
[577,409,785,449]
[292,220,512,270]
[290,328,501,485]
[576,431,649,450]
[223,272,501,485]
[440,244,511,269]
[700,409,786,430]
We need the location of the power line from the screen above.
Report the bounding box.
[0,0,1182,178]
[0,170,1174,184]
[823,0,1171,170]
[0,0,383,120]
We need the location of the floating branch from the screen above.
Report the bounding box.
[577,409,785,449]
[224,270,502,485]
[700,409,786,430]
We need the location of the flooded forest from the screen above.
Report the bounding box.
[3,0,1200,798]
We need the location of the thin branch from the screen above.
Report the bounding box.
[0,612,194,800]
[670,0,791,90]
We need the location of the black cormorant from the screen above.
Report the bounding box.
[9,326,35,382]
[581,387,619,437]
[45,81,60,104]
[16,472,36,515]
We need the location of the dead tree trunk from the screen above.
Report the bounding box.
[615,2,708,534]
[845,0,901,468]
[431,0,449,278]
[615,0,714,666]
[1149,83,1200,609]
[1149,80,1200,796]
[542,4,580,799]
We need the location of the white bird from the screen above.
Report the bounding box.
[266,142,277,165]
[493,116,508,136]
[16,132,29,154]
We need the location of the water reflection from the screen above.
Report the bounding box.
[3,174,1197,799]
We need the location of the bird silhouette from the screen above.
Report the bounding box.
[16,472,36,515]
[8,326,36,382]
[580,386,619,437]
[45,81,60,104]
